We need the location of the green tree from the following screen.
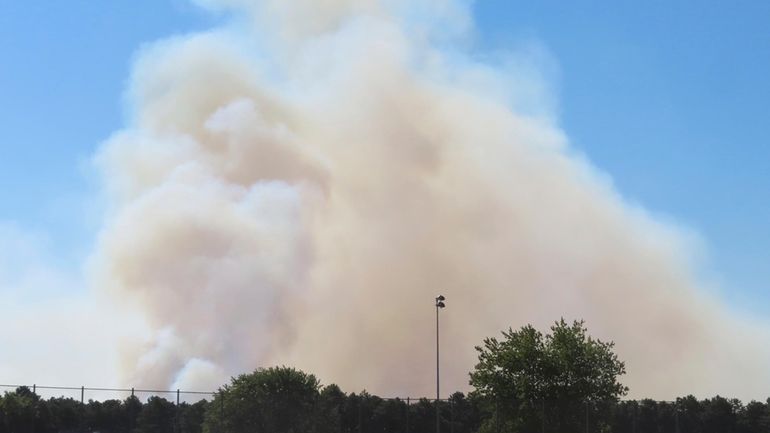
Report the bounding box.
[316,384,346,433]
[407,398,438,433]
[177,400,208,433]
[677,395,704,433]
[41,397,81,433]
[85,398,129,433]
[701,396,739,433]
[469,319,627,432]
[449,392,482,433]
[134,396,177,433]
[0,387,38,433]
[738,400,770,433]
[125,395,143,431]
[203,366,320,433]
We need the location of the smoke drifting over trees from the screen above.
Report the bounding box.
[89,0,770,399]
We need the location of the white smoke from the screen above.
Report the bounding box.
[90,0,770,400]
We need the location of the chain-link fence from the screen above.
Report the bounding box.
[0,383,213,433]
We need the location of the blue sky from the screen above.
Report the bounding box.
[474,1,770,309]
[1,1,768,311]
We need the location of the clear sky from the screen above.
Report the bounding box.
[1,1,768,311]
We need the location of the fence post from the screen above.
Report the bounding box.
[450,398,454,433]
[585,401,589,433]
[177,389,180,406]
[406,397,410,433]
[675,405,680,433]
[174,396,179,433]
[358,399,363,433]
[542,400,545,433]
[81,386,84,404]
[495,398,500,433]
[32,384,36,433]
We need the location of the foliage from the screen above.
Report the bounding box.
[469,319,627,432]
[177,400,208,433]
[134,396,176,433]
[203,366,320,433]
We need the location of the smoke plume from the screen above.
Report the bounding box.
[91,0,770,399]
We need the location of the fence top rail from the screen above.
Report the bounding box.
[0,384,215,395]
[0,384,683,404]
[0,383,446,400]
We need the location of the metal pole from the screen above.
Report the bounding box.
[436,303,441,433]
[80,386,85,433]
[434,295,445,433]
[175,390,181,433]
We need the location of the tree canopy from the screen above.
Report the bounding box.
[203,366,320,433]
[469,319,627,432]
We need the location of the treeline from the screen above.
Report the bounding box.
[608,397,770,433]
[3,382,770,433]
[0,386,206,433]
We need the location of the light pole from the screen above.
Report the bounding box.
[435,295,446,433]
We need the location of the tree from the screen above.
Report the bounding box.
[738,400,770,433]
[448,392,483,433]
[203,366,320,433]
[469,319,627,432]
[42,397,81,433]
[316,384,346,433]
[177,400,208,433]
[0,387,38,433]
[701,396,739,433]
[125,395,143,431]
[134,396,177,433]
